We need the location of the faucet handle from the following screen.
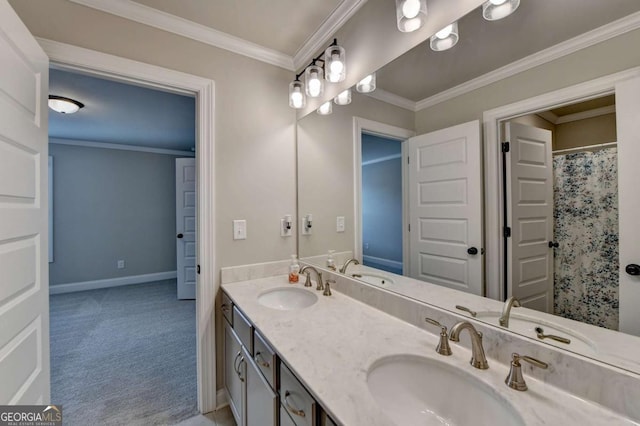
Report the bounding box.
[316,272,324,291]
[303,272,313,287]
[424,318,452,356]
[505,353,549,391]
[323,279,334,296]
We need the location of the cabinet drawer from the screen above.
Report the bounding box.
[280,362,316,426]
[221,292,233,326]
[253,330,277,389]
[233,305,253,354]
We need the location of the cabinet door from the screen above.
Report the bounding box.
[224,322,245,425]
[244,346,277,426]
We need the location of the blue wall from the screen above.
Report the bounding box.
[362,134,403,275]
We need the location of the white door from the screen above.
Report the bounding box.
[408,120,483,295]
[617,77,640,336]
[176,158,196,300]
[0,1,50,404]
[505,122,553,313]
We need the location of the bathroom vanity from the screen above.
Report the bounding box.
[220,270,640,426]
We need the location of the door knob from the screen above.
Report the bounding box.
[467,247,478,255]
[625,264,640,276]
[176,233,184,239]
[548,241,559,248]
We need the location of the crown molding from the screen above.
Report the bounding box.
[365,88,417,111]
[555,104,616,124]
[536,110,558,124]
[415,11,640,112]
[68,0,295,70]
[293,0,368,70]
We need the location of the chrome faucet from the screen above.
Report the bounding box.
[499,296,521,328]
[339,258,360,274]
[449,321,489,369]
[300,265,323,291]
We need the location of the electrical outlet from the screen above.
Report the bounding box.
[117,260,125,269]
[336,216,345,233]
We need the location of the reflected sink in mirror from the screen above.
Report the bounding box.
[367,355,524,426]
[475,312,597,354]
[258,287,318,310]
[351,272,394,286]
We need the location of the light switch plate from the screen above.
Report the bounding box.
[301,217,312,235]
[336,216,345,233]
[280,218,292,237]
[233,220,247,240]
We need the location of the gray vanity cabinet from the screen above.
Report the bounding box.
[244,344,278,426]
[224,321,245,424]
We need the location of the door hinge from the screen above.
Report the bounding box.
[407,156,410,164]
[408,224,411,232]
[504,227,511,238]
[197,265,201,275]
[501,142,510,153]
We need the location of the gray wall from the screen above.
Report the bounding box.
[49,141,181,285]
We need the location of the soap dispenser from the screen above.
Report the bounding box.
[289,255,300,283]
[326,250,336,271]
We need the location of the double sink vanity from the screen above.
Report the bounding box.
[220,262,640,426]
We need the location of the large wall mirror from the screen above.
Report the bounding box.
[297,0,640,374]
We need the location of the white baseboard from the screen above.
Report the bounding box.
[363,255,402,270]
[49,271,177,294]
[216,388,229,409]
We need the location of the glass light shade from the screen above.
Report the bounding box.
[482,0,520,21]
[395,0,427,33]
[48,96,84,114]
[356,73,376,93]
[305,65,324,98]
[288,80,306,109]
[324,44,346,83]
[317,101,333,115]
[430,22,459,51]
[334,89,352,105]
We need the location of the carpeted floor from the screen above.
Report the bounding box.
[49,280,198,425]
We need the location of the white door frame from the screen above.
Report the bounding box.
[483,66,640,302]
[353,117,414,274]
[38,39,218,412]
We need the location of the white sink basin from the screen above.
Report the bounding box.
[475,312,596,354]
[367,355,524,426]
[258,287,318,310]
[352,272,394,286]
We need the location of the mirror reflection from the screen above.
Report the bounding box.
[297,0,640,372]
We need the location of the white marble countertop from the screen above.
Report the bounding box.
[222,275,637,426]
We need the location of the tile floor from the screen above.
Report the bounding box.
[175,406,236,426]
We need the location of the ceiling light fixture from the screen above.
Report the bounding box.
[48,95,84,114]
[356,73,377,93]
[395,0,427,33]
[430,22,459,51]
[334,89,352,106]
[317,101,333,115]
[288,39,347,109]
[482,0,520,21]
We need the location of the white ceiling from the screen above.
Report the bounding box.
[377,0,640,102]
[49,68,196,151]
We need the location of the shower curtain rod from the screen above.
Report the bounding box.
[552,141,617,155]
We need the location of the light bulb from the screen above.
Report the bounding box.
[308,74,321,97]
[490,0,507,5]
[436,24,453,39]
[334,89,351,106]
[401,0,421,19]
[330,56,344,75]
[356,73,376,93]
[290,91,303,108]
[317,101,332,115]
[403,18,421,33]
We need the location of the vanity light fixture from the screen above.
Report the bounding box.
[334,88,352,105]
[305,63,324,98]
[288,39,347,109]
[48,95,84,114]
[395,0,427,33]
[317,101,333,115]
[288,78,306,109]
[482,0,520,21]
[325,41,346,83]
[430,22,459,51]
[356,73,376,93]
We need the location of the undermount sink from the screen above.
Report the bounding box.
[475,312,596,354]
[367,355,524,426]
[258,287,318,310]
[352,272,395,286]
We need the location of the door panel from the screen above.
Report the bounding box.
[408,120,483,295]
[506,122,553,312]
[244,346,277,426]
[617,77,640,336]
[176,158,196,299]
[0,0,50,404]
[224,322,244,425]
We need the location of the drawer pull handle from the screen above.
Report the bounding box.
[237,356,245,382]
[221,303,230,312]
[254,351,270,368]
[284,391,305,418]
[233,351,242,373]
